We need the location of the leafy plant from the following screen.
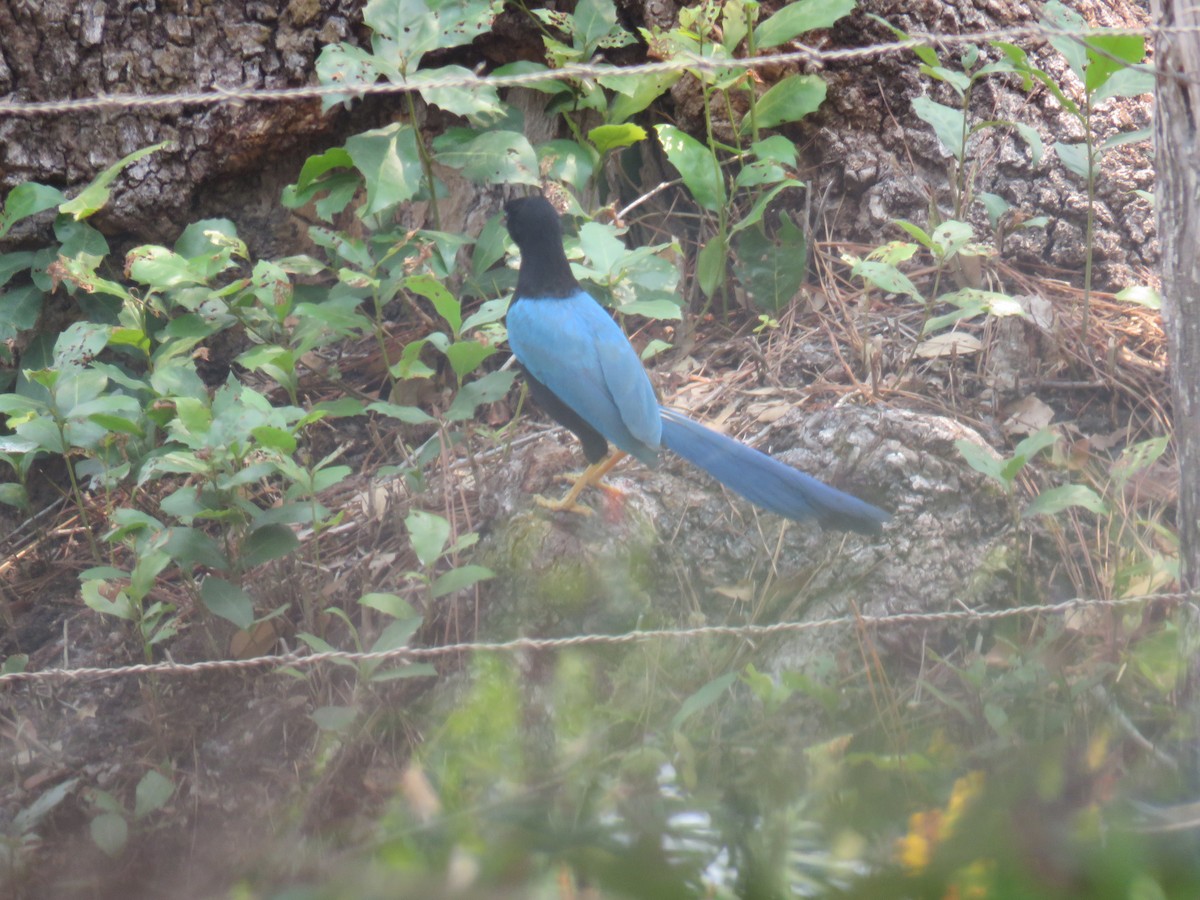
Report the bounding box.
[85,769,174,858]
[995,1,1153,342]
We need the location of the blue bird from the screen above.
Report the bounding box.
[504,196,890,535]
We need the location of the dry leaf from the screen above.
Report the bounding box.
[914,333,982,358]
[1002,395,1054,437]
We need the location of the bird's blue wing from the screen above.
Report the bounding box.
[508,290,661,461]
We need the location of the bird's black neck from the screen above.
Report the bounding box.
[515,236,579,300]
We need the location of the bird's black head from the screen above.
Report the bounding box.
[505,195,577,299]
[504,195,563,251]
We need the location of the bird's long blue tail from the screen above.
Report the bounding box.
[659,408,890,535]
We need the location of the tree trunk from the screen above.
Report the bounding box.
[1152,1,1200,591]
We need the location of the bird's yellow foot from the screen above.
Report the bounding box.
[534,451,628,517]
[533,493,595,516]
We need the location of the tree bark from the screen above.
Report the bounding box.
[1152,1,1200,591]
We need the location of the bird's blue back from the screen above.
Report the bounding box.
[507,289,662,465]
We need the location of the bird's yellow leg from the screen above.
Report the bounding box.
[535,451,628,516]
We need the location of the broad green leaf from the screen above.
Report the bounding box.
[61,142,169,220]
[733,215,807,311]
[912,96,965,159]
[345,124,424,216]
[431,564,494,598]
[443,340,495,379]
[588,123,647,154]
[1013,123,1044,167]
[90,812,128,858]
[603,71,681,124]
[754,0,855,49]
[574,0,623,50]
[671,672,737,731]
[749,74,826,131]
[359,592,418,619]
[240,524,300,568]
[444,369,516,421]
[1115,285,1160,309]
[369,616,423,652]
[411,66,504,123]
[852,260,922,300]
[367,401,436,425]
[407,274,461,335]
[163,527,229,569]
[1024,484,1108,518]
[955,438,1008,486]
[0,183,65,238]
[656,125,726,211]
[1042,1,1088,81]
[1084,34,1144,97]
[0,284,43,341]
[133,770,174,820]
[1054,141,1092,178]
[406,509,451,568]
[617,298,684,320]
[432,130,539,186]
[127,246,207,289]
[311,705,359,733]
[696,236,727,298]
[751,135,800,166]
[81,580,137,621]
[200,577,255,630]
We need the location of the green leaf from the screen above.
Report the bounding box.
[955,439,1008,487]
[912,96,965,159]
[656,125,726,211]
[443,340,495,379]
[696,235,727,298]
[603,72,680,124]
[1023,484,1108,518]
[432,130,539,186]
[81,580,137,621]
[749,74,826,131]
[733,215,807,311]
[0,183,65,238]
[589,123,648,154]
[410,66,504,124]
[406,510,451,568]
[1115,285,1160,309]
[1013,122,1044,167]
[461,296,509,333]
[61,142,169,220]
[163,527,229,568]
[407,274,461,335]
[754,0,855,49]
[444,369,516,421]
[369,616,423,653]
[1083,34,1145,97]
[617,299,684,320]
[1042,1,1088,81]
[359,592,418,619]
[0,284,44,341]
[367,401,436,425]
[431,564,494,598]
[200,577,255,630]
[240,524,300,568]
[852,260,922,300]
[133,770,174,820]
[127,246,208,289]
[345,124,424,216]
[311,705,358,733]
[90,812,129,857]
[672,672,737,731]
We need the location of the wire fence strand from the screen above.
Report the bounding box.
[0,21,1176,118]
[0,592,1185,687]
